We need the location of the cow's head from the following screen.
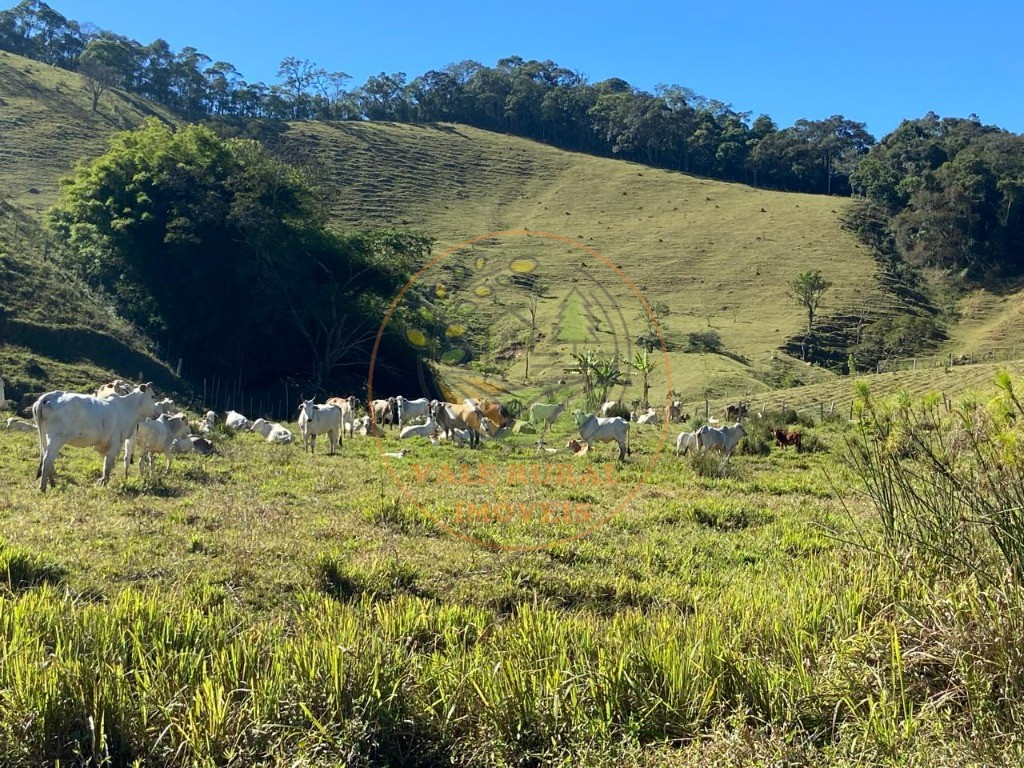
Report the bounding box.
[299,398,316,421]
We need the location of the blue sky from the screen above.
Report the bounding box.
[53,0,1024,139]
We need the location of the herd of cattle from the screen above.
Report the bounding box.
[2,380,804,492]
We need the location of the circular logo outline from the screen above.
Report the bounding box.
[368,229,671,551]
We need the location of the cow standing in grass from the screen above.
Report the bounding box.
[33,383,158,492]
[528,402,567,436]
[298,399,343,455]
[696,422,746,457]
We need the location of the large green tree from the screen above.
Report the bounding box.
[47,119,431,392]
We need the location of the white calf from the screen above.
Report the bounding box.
[528,402,567,434]
[250,418,294,444]
[172,435,215,455]
[198,410,217,434]
[636,408,661,425]
[125,413,190,476]
[298,399,343,454]
[33,384,158,491]
[399,418,438,440]
[674,430,699,456]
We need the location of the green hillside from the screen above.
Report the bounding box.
[0,50,182,406]
[1,48,1021,411]
[275,121,886,402]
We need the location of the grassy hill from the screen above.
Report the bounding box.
[273,121,891,404]
[1,48,1021,413]
[0,50,183,407]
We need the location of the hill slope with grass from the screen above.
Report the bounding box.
[272,120,893,403]
[1,48,1018,411]
[0,50,183,407]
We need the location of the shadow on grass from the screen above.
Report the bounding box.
[0,540,66,591]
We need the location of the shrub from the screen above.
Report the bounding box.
[602,402,631,420]
[846,374,1024,585]
[315,554,422,601]
[685,330,722,354]
[687,450,735,478]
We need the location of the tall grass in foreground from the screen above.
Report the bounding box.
[0,565,975,768]
[846,373,1024,585]
[842,373,1024,754]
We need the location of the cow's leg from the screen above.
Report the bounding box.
[163,452,172,475]
[100,448,118,485]
[309,434,316,455]
[38,439,61,493]
[124,435,135,478]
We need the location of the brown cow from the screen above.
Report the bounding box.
[772,428,802,452]
[433,401,497,448]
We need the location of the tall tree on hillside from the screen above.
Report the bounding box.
[78,39,123,111]
[791,270,832,335]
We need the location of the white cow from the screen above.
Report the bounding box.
[399,418,438,440]
[33,384,158,492]
[124,413,190,476]
[528,402,567,434]
[95,379,131,398]
[225,410,251,431]
[5,417,37,433]
[395,396,433,428]
[153,398,177,416]
[250,418,293,444]
[636,408,661,425]
[297,399,342,454]
[172,435,215,455]
[696,422,747,456]
[599,400,622,417]
[573,410,630,461]
[674,430,700,456]
[198,410,217,435]
[436,426,473,446]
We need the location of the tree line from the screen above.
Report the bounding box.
[1,0,874,195]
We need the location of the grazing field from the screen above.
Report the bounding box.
[2,386,1022,766]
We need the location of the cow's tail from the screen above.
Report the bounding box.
[626,421,632,456]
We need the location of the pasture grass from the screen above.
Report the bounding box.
[1,403,1023,765]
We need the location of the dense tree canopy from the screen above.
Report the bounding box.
[850,113,1024,280]
[46,120,431,394]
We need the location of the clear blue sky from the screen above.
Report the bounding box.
[52,0,1024,139]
